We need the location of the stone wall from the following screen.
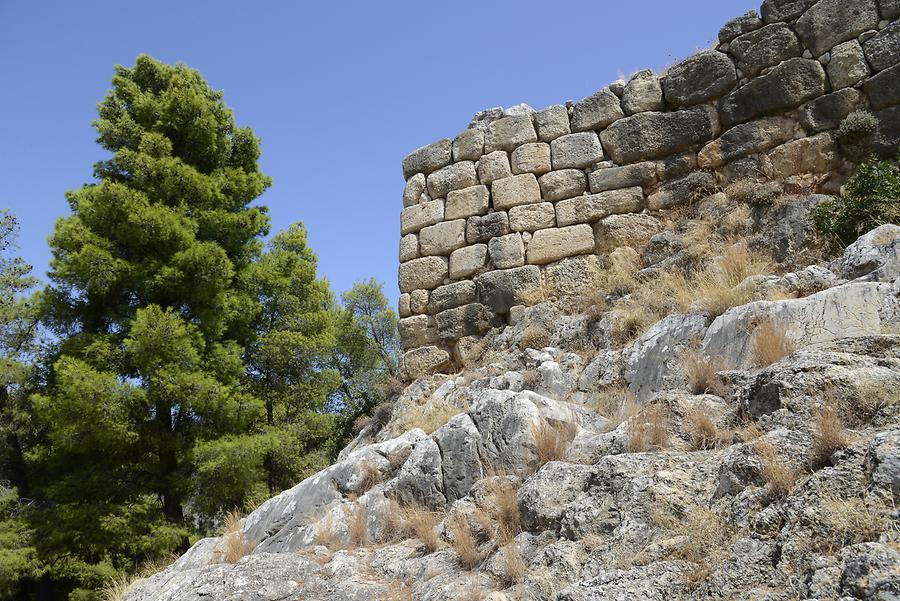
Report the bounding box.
[397,0,900,379]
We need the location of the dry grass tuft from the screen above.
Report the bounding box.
[214,509,254,564]
[809,405,849,469]
[681,348,727,396]
[694,246,773,316]
[686,407,720,451]
[594,386,640,431]
[398,501,444,553]
[753,439,795,499]
[651,502,735,585]
[392,399,464,435]
[101,574,146,601]
[521,369,541,391]
[448,512,483,570]
[485,479,521,545]
[384,579,414,601]
[738,422,763,442]
[751,319,795,368]
[357,461,384,494]
[855,380,900,421]
[820,492,894,551]
[314,512,343,551]
[531,417,577,466]
[348,503,369,548]
[499,543,526,586]
[627,406,669,453]
[520,324,552,350]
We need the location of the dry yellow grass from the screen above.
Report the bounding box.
[681,348,727,396]
[751,319,795,368]
[686,407,720,451]
[499,543,526,586]
[357,461,384,494]
[520,324,552,350]
[485,479,521,545]
[594,386,640,431]
[348,503,369,548]
[392,399,464,435]
[810,405,849,469]
[855,380,900,421]
[531,417,577,466]
[398,501,444,553]
[651,503,735,585]
[314,512,343,551]
[753,439,795,499]
[627,406,669,452]
[820,492,894,551]
[101,554,177,601]
[738,422,763,442]
[694,246,773,316]
[214,509,254,564]
[384,580,414,601]
[448,512,482,570]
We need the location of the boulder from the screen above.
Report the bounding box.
[542,254,605,299]
[799,88,864,133]
[863,19,900,72]
[697,116,795,168]
[398,315,440,349]
[828,40,871,89]
[526,225,596,265]
[794,0,881,57]
[468,107,505,131]
[535,104,571,142]
[429,280,477,314]
[398,256,448,293]
[434,303,497,340]
[767,133,839,179]
[402,139,452,179]
[880,0,900,18]
[839,543,900,600]
[556,187,645,226]
[600,106,718,164]
[488,232,526,269]
[539,169,588,201]
[432,414,483,503]
[864,62,900,110]
[492,173,542,210]
[400,199,444,236]
[550,132,605,170]
[838,223,900,282]
[729,23,802,77]
[719,11,763,44]
[477,150,512,184]
[484,115,538,153]
[647,171,716,210]
[399,234,418,263]
[662,50,738,108]
[418,219,466,256]
[760,0,816,23]
[403,173,427,208]
[475,265,543,313]
[570,87,625,132]
[449,244,488,279]
[446,185,490,221]
[589,162,659,193]
[719,58,827,127]
[509,202,556,232]
[511,142,552,175]
[519,462,594,531]
[452,129,484,162]
[426,161,477,199]
[621,69,665,115]
[466,212,511,244]
[410,289,428,314]
[594,213,664,253]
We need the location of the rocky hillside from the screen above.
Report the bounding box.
[122,202,900,600]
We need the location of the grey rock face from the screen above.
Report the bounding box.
[539,169,588,201]
[488,232,526,269]
[398,256,448,293]
[526,225,596,265]
[477,150,512,184]
[864,62,900,110]
[475,265,542,313]
[838,223,900,282]
[760,0,816,23]
[535,104,571,142]
[429,280,477,314]
[492,173,542,210]
[719,11,763,43]
[662,50,738,108]
[729,23,802,77]
[484,115,538,153]
[434,303,496,340]
[697,116,795,168]
[426,161,477,199]
[589,162,659,193]
[466,212,511,245]
[452,129,484,162]
[828,40,872,89]
[403,139,453,179]
[556,187,645,227]
[519,462,593,531]
[600,106,718,164]
[403,173,427,208]
[794,0,881,57]
[550,132,605,170]
[621,69,665,115]
[799,88,864,132]
[432,414,483,503]
[719,58,827,127]
[647,171,717,210]
[864,19,900,72]
[570,88,625,132]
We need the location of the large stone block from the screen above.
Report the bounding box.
[399,314,440,348]
[475,265,543,313]
[799,88,864,132]
[509,202,556,232]
[662,50,737,108]
[873,104,900,155]
[647,171,717,210]
[477,151,512,184]
[400,199,444,235]
[489,233,525,269]
[760,0,816,23]
[719,58,826,128]
[794,0,881,57]
[555,187,645,226]
[402,139,452,179]
[570,87,625,132]
[466,212,511,244]
[453,129,484,162]
[828,40,871,89]
[449,244,488,279]
[541,254,604,299]
[535,104,571,141]
[428,280,476,314]
[589,162,659,193]
[594,213,664,253]
[550,132,604,169]
[719,11,763,43]
[864,62,900,110]
[398,293,411,318]
[621,70,665,115]
[446,185,490,221]
[879,0,900,18]
[410,289,428,314]
[511,142,551,175]
[403,173,427,208]
[484,115,538,153]
[538,169,587,201]
[697,117,795,168]
[729,23,802,77]
[526,224,596,265]
[398,256,448,293]
[434,303,497,340]
[401,346,450,379]
[419,219,467,256]
[768,133,839,178]
[864,20,900,72]
[600,106,718,164]
[492,174,542,210]
[426,161,477,199]
[399,233,418,262]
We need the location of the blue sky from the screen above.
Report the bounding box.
[0,0,758,306]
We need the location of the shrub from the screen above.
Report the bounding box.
[348,503,369,548]
[836,110,879,161]
[519,324,552,350]
[398,501,444,553]
[448,513,482,570]
[751,319,795,368]
[809,405,849,469]
[531,418,577,466]
[811,156,900,252]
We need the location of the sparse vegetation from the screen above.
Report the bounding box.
[485,479,521,545]
[214,510,254,564]
[753,440,795,499]
[681,348,727,396]
[809,405,849,469]
[391,399,464,435]
[521,369,542,391]
[751,319,795,368]
[726,178,783,207]
[835,109,879,162]
[594,385,640,431]
[854,380,900,422]
[627,406,669,452]
[531,417,577,466]
[314,512,343,551]
[686,407,720,450]
[448,512,482,570]
[820,492,894,551]
[397,501,444,553]
[384,579,414,601]
[499,543,526,586]
[693,245,773,316]
[356,461,384,494]
[651,503,735,585]
[520,324,552,350]
[348,503,369,548]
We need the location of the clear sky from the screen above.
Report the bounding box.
[0,0,759,307]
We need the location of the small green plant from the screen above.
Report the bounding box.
[811,157,900,252]
[836,110,878,161]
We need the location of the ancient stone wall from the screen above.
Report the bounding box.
[397,0,900,379]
